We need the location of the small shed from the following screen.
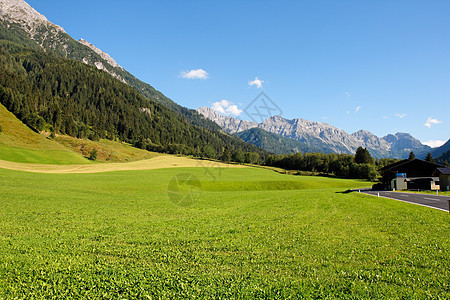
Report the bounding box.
[433,167,450,191]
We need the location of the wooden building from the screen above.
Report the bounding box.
[433,167,450,191]
[380,159,443,190]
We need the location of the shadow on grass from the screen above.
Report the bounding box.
[335,189,354,194]
[335,188,372,194]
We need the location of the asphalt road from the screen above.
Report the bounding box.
[361,190,450,212]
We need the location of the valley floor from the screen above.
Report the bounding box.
[0,155,237,174]
[0,165,448,298]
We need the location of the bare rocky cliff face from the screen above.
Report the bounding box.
[0,0,64,34]
[197,106,258,134]
[258,115,364,154]
[78,39,127,83]
[352,130,391,150]
[197,106,431,158]
[0,0,126,83]
[79,38,123,70]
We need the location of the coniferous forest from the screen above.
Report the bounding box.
[0,40,265,159]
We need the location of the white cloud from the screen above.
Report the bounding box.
[423,140,445,148]
[345,91,351,97]
[180,69,209,79]
[248,77,264,88]
[424,117,442,128]
[395,113,406,119]
[355,106,362,112]
[382,116,388,119]
[346,110,350,114]
[211,99,243,116]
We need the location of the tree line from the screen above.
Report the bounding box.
[264,147,396,181]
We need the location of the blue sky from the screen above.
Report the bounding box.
[28,0,449,147]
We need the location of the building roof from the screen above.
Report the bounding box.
[380,158,444,178]
[380,158,443,172]
[435,167,450,175]
[379,159,408,171]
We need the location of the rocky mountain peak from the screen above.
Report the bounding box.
[0,0,64,34]
[352,129,372,137]
[197,107,257,134]
[1,0,126,83]
[383,132,426,152]
[266,115,285,122]
[197,106,222,120]
[352,130,380,142]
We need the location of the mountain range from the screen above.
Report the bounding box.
[197,106,432,159]
[0,0,445,162]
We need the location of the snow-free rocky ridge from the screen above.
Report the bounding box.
[197,106,431,158]
[0,0,126,82]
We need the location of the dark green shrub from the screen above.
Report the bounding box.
[89,148,98,161]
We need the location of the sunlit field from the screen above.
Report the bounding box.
[0,166,448,298]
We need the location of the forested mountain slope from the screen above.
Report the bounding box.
[0,0,219,131]
[0,41,265,158]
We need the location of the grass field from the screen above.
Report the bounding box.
[0,104,90,164]
[0,144,90,165]
[0,166,448,299]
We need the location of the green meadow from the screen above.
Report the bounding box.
[0,144,90,165]
[0,166,448,299]
[0,103,89,165]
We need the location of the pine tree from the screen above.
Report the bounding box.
[425,152,434,163]
[221,145,231,162]
[354,147,373,164]
[408,151,415,160]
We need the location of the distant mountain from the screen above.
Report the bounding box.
[258,115,382,155]
[431,139,450,158]
[234,128,322,155]
[197,106,257,133]
[383,133,431,159]
[0,0,220,131]
[197,106,431,159]
[351,130,391,152]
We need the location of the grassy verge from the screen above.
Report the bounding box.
[394,190,450,196]
[0,167,447,298]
